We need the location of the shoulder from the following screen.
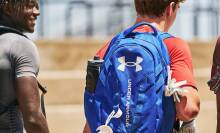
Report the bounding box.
[164,36,191,57]
[6,33,40,77]
[7,33,38,56]
[9,33,36,48]
[96,42,109,59]
[164,37,189,50]
[0,33,39,61]
[7,33,40,66]
[0,33,37,52]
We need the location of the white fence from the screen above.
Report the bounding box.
[32,0,220,41]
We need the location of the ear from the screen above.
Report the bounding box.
[165,2,176,17]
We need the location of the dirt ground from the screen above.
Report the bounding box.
[35,39,217,133]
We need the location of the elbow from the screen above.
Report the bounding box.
[176,87,200,121]
[177,102,200,121]
[22,110,49,133]
[182,106,200,121]
[24,111,45,126]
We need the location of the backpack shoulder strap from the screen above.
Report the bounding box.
[0,26,28,38]
[157,32,173,65]
[159,32,173,40]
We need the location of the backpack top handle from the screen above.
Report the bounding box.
[119,21,159,39]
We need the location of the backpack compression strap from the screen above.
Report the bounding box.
[37,81,47,117]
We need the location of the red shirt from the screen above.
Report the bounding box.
[96,26,197,89]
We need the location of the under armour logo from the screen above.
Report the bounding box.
[117,56,143,72]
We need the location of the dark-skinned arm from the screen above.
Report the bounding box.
[15,76,49,133]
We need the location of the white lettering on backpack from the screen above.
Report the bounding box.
[126,79,132,127]
[117,56,143,72]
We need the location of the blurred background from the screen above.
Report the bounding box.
[30,0,219,132]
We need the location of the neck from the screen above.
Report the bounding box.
[0,15,23,33]
[135,15,167,32]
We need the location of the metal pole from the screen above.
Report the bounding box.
[107,0,124,35]
[86,3,93,36]
[209,0,217,37]
[65,3,72,36]
[216,0,220,35]
[193,1,199,37]
[65,1,93,37]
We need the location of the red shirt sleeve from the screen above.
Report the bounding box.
[164,37,197,89]
[96,42,110,59]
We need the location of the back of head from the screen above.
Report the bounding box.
[134,0,185,18]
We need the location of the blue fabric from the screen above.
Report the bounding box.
[84,22,175,133]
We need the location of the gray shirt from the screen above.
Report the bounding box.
[0,32,40,131]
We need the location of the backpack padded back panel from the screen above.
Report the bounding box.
[84,22,175,133]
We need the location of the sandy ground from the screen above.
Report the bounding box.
[40,68,216,133]
[45,101,216,133]
[35,39,217,133]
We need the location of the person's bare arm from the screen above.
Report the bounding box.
[175,86,200,121]
[15,76,49,133]
[83,122,91,133]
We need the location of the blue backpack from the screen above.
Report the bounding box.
[84,22,176,133]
